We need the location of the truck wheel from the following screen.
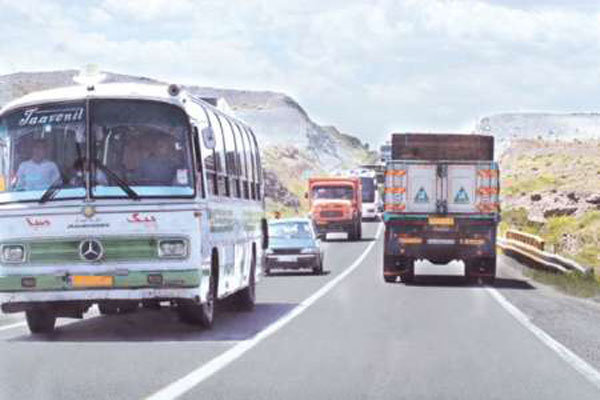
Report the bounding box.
[483,257,497,285]
[234,250,256,312]
[399,259,415,284]
[26,309,56,334]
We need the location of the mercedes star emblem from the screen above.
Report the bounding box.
[79,239,104,262]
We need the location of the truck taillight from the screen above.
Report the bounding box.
[476,164,499,213]
[385,165,407,213]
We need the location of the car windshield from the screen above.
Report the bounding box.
[269,221,313,239]
[0,99,194,203]
[312,185,353,200]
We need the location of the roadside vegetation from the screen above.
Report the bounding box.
[522,268,600,299]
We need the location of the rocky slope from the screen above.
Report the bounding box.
[0,70,377,213]
[498,138,600,272]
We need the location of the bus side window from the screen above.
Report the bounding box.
[243,126,258,200]
[232,123,249,200]
[192,125,205,197]
[206,110,228,197]
[220,115,240,198]
[241,125,256,200]
[197,108,217,196]
[248,128,262,200]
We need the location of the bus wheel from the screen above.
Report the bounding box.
[117,302,139,314]
[235,249,256,312]
[178,265,217,328]
[26,308,56,334]
[98,302,118,315]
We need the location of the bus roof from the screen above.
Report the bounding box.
[0,83,252,131]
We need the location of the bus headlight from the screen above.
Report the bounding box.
[1,244,26,263]
[158,240,188,258]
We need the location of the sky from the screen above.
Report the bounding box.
[1,0,599,146]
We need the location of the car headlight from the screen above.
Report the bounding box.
[265,248,274,255]
[157,239,188,258]
[301,247,319,254]
[1,244,26,263]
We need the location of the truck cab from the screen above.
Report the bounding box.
[308,177,362,241]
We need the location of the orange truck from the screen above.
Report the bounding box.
[307,177,362,240]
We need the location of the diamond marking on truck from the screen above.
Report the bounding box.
[454,187,470,204]
[414,187,429,203]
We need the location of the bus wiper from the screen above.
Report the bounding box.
[39,176,68,204]
[93,160,140,200]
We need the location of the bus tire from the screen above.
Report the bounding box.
[313,257,324,275]
[98,302,118,315]
[235,247,256,312]
[117,302,139,314]
[357,221,362,240]
[178,253,218,328]
[384,275,396,283]
[26,308,56,334]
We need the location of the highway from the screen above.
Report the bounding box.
[1,222,600,399]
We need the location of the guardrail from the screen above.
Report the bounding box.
[498,229,590,274]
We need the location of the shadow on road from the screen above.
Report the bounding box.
[324,237,375,243]
[11,302,297,343]
[399,276,535,290]
[265,270,331,277]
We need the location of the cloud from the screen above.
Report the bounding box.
[1,0,599,145]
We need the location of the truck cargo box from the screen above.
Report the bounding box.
[391,133,494,161]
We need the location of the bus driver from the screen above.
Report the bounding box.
[15,140,61,190]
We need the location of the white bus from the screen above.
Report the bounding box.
[0,82,267,333]
[349,169,380,220]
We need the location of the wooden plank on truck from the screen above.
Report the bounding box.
[391,133,494,161]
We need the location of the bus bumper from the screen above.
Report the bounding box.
[0,269,201,312]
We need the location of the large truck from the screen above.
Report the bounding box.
[308,177,362,240]
[383,133,499,284]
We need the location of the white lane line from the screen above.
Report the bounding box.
[146,223,384,400]
[0,321,26,332]
[486,287,600,391]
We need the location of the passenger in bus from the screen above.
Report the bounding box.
[15,140,61,190]
[69,158,108,187]
[138,136,178,185]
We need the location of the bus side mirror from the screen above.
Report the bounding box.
[261,218,269,250]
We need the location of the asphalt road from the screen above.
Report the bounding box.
[1,222,599,399]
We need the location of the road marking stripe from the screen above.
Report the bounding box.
[487,287,600,390]
[0,321,26,332]
[146,223,384,400]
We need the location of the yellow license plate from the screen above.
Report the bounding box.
[428,217,454,226]
[72,275,114,288]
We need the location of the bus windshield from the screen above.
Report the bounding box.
[0,99,195,203]
[91,99,194,198]
[360,177,375,203]
[0,102,87,203]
